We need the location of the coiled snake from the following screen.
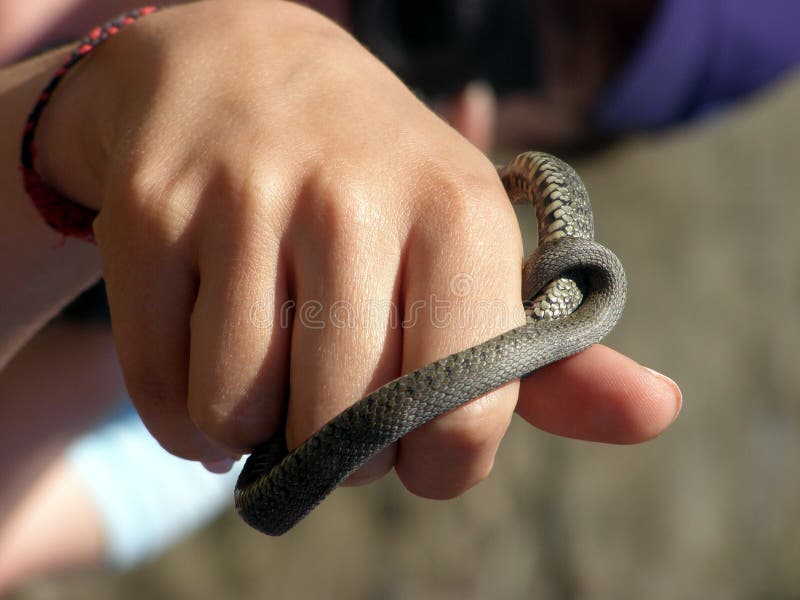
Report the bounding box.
[234,152,627,535]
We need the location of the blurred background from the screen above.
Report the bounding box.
[5,0,800,598]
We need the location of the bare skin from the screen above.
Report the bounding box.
[0,0,679,590]
[0,321,118,593]
[29,0,678,483]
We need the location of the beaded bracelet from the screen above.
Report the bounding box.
[19,6,159,243]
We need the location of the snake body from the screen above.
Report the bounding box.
[234,152,627,536]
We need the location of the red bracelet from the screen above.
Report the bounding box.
[19,6,159,243]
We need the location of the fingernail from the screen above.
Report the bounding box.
[201,457,236,474]
[645,367,683,422]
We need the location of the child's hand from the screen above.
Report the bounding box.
[36,0,680,497]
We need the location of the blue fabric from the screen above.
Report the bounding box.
[67,403,243,569]
[596,0,800,131]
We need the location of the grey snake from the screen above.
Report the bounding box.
[234,151,627,535]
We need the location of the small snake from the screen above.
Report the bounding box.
[234,152,627,536]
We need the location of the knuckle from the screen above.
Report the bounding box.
[397,406,503,499]
[127,403,209,460]
[108,159,169,213]
[415,158,514,239]
[398,457,489,500]
[105,168,186,242]
[442,417,499,464]
[299,175,392,251]
[125,378,212,460]
[126,375,181,416]
[187,391,281,452]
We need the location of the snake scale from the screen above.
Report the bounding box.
[234,151,627,536]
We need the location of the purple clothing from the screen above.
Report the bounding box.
[596,0,800,131]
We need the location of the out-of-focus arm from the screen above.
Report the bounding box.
[0,51,102,369]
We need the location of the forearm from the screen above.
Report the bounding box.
[0,51,101,369]
[0,317,124,594]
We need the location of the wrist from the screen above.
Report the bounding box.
[30,7,160,215]
[34,57,108,213]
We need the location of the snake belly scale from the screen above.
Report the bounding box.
[234,151,627,536]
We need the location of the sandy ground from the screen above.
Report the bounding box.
[12,71,800,599]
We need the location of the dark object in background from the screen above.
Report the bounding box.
[61,280,110,324]
[351,0,541,98]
